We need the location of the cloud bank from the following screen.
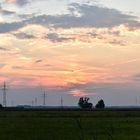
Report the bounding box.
[0,3,139,33]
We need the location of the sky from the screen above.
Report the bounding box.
[0,0,140,106]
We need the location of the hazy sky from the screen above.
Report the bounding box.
[0,0,140,106]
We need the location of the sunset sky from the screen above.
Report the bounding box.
[0,0,140,106]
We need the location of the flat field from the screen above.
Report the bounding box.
[0,109,140,140]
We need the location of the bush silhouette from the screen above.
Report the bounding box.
[0,104,3,108]
[78,97,93,109]
[95,99,105,109]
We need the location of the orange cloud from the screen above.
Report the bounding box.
[70,89,88,97]
[0,23,140,88]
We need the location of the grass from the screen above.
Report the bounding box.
[0,110,140,140]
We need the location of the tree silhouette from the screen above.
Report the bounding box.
[95,99,105,109]
[0,104,3,108]
[78,97,93,109]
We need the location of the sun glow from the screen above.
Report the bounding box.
[71,89,88,96]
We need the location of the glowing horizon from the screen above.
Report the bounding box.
[0,0,140,97]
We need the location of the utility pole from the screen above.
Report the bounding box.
[136,97,138,106]
[32,100,34,107]
[35,98,37,106]
[43,91,47,106]
[61,97,63,109]
[11,100,14,107]
[1,82,8,107]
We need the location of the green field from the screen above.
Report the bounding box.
[0,110,140,140]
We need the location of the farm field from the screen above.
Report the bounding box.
[0,109,140,140]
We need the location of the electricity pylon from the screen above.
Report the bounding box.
[1,82,8,107]
[43,91,47,106]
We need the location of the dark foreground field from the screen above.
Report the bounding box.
[0,109,140,140]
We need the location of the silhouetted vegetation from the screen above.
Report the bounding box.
[95,99,105,109]
[78,97,93,109]
[0,104,3,108]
